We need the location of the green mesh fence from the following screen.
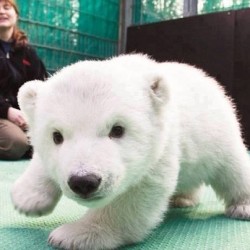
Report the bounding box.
[132,0,250,25]
[16,0,119,72]
[199,0,250,13]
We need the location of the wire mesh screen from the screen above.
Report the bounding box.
[132,0,250,25]
[132,0,183,24]
[199,0,250,13]
[16,0,119,72]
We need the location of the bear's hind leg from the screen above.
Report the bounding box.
[210,145,250,220]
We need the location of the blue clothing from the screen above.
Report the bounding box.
[0,40,12,55]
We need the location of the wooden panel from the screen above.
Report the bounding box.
[126,9,250,147]
[126,11,235,95]
[234,8,250,146]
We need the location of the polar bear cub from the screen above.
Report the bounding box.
[11,54,250,250]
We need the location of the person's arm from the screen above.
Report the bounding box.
[25,46,48,81]
[0,97,27,130]
[0,95,11,119]
[7,107,27,130]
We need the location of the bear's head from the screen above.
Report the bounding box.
[18,54,171,208]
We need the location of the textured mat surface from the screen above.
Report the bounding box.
[1,160,250,250]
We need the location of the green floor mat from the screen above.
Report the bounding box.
[1,160,250,250]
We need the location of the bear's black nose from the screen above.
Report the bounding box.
[68,174,101,198]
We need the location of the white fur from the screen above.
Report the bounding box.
[11,54,250,249]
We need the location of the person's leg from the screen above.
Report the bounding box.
[0,119,29,160]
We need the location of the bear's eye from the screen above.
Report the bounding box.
[53,131,64,145]
[109,125,125,139]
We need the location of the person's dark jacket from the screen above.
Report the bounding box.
[0,41,48,118]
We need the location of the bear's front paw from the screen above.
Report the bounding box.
[48,222,121,250]
[11,180,61,217]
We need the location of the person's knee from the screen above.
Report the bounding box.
[0,138,29,160]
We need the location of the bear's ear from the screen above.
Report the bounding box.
[18,80,43,122]
[149,77,169,109]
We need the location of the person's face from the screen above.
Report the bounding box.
[0,1,17,30]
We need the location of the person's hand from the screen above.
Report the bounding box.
[7,107,28,130]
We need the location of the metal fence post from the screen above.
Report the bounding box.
[183,0,198,17]
[118,0,133,54]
